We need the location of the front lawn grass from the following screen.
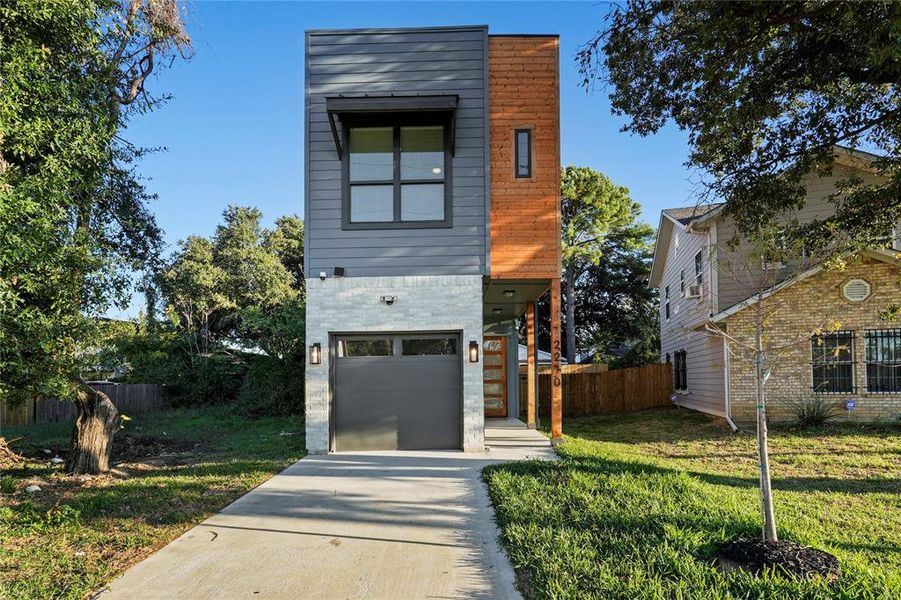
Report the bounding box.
[0,407,305,599]
[484,408,901,599]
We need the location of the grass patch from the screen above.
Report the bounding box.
[0,407,305,599]
[484,408,901,599]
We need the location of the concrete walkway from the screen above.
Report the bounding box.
[99,419,553,599]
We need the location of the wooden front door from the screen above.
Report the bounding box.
[483,336,507,418]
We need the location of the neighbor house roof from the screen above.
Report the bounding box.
[707,249,901,324]
[662,204,724,226]
[517,344,567,364]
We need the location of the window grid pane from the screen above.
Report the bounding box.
[866,329,901,393]
[400,126,444,180]
[401,183,444,221]
[349,127,393,182]
[349,185,393,222]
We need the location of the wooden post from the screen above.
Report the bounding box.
[526,301,537,428]
[550,278,563,443]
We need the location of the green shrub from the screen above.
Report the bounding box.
[169,353,248,406]
[234,354,303,418]
[784,392,841,428]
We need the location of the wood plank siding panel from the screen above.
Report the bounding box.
[487,36,561,280]
[658,219,727,416]
[304,27,489,278]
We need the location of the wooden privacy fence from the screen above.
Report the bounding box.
[521,363,673,417]
[0,383,167,428]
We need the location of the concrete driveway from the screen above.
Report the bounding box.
[99,419,553,599]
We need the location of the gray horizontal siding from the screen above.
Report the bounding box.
[304,26,488,278]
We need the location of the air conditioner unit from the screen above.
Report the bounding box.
[686,285,703,299]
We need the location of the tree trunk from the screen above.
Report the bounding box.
[66,382,119,475]
[564,269,577,364]
[754,294,778,542]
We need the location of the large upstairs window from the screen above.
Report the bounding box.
[344,123,451,229]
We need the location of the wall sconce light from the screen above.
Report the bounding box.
[468,340,479,363]
[309,343,321,365]
[493,308,503,315]
[503,289,515,298]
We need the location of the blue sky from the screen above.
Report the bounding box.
[116,1,693,316]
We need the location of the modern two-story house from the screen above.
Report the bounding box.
[303,25,563,453]
[650,148,901,424]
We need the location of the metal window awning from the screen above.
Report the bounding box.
[325,94,459,159]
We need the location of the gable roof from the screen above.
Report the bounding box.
[662,204,724,226]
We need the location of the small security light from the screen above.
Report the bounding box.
[432,167,442,175]
[468,341,479,363]
[381,295,396,306]
[319,271,327,281]
[503,290,515,298]
[493,308,503,315]
[309,343,321,365]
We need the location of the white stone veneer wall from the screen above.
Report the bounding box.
[304,275,485,454]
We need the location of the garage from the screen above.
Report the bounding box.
[333,333,462,451]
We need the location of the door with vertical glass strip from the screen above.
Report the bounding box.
[483,336,507,417]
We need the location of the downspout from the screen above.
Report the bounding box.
[722,336,738,432]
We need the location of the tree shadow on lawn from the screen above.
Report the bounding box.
[566,451,899,494]
[560,408,901,446]
[5,459,295,529]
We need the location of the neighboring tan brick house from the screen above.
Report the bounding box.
[649,148,901,425]
[303,26,562,453]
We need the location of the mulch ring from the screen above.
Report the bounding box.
[718,538,840,580]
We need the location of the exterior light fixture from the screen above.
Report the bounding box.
[309,343,321,365]
[503,289,515,298]
[493,308,503,315]
[432,167,442,175]
[468,341,479,363]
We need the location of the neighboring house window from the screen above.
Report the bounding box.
[865,329,901,393]
[344,124,450,228]
[680,270,685,295]
[811,332,855,393]
[673,350,687,390]
[694,250,703,285]
[514,128,532,178]
[664,285,670,320]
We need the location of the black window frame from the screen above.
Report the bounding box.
[680,270,685,295]
[865,329,901,393]
[341,114,453,230]
[811,331,855,394]
[514,128,532,178]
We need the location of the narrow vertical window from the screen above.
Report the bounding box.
[680,270,685,295]
[694,251,703,285]
[664,285,671,320]
[514,128,532,178]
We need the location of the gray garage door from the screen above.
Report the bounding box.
[334,334,462,451]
